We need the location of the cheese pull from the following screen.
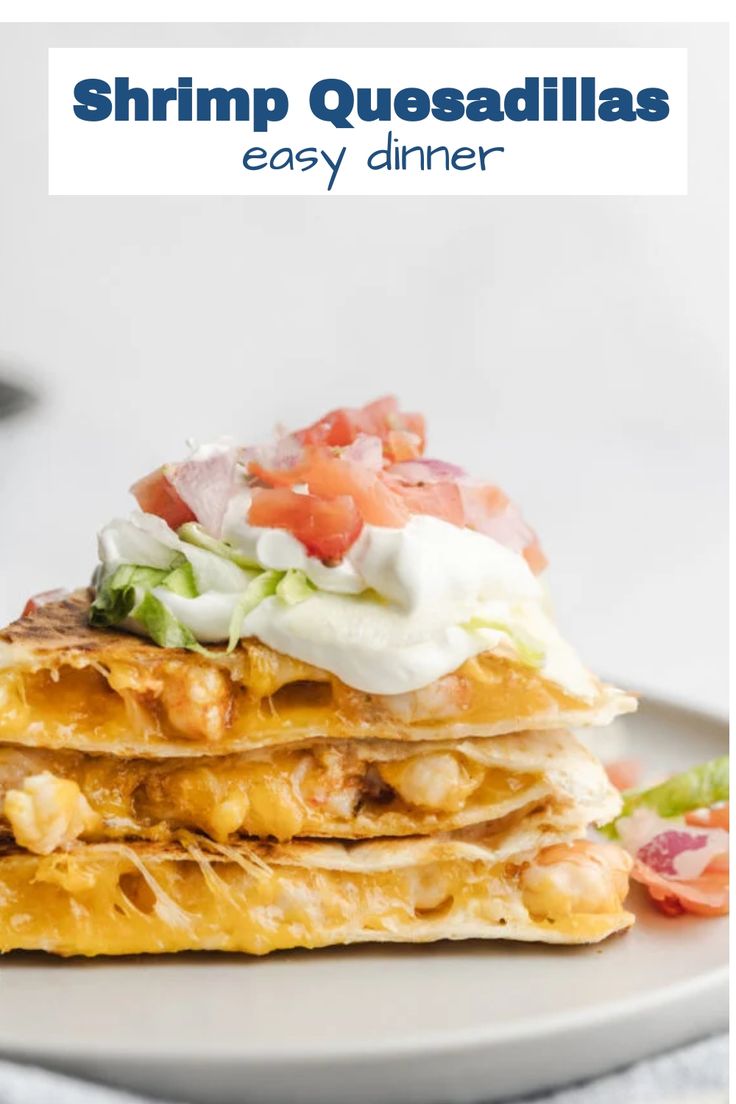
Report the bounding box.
[0,823,633,957]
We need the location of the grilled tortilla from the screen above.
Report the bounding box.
[0,806,633,956]
[0,728,619,850]
[0,592,636,757]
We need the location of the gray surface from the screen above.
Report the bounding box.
[0,380,35,420]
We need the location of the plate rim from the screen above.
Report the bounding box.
[0,958,727,1066]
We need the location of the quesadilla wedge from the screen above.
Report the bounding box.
[0,728,619,850]
[0,591,635,758]
[0,807,633,956]
[0,398,638,957]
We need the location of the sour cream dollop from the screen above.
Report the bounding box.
[96,497,596,699]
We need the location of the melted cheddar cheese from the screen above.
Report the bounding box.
[0,742,544,847]
[0,838,633,956]
[0,648,631,758]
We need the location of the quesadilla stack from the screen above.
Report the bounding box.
[0,398,636,956]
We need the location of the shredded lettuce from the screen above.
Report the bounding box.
[92,542,315,653]
[227,570,282,652]
[178,522,259,571]
[600,756,729,839]
[276,569,316,606]
[91,563,167,627]
[133,592,209,655]
[225,568,315,651]
[462,616,545,668]
[89,554,199,628]
[160,560,198,598]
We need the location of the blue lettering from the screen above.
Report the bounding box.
[636,87,669,122]
[310,79,354,129]
[73,78,112,121]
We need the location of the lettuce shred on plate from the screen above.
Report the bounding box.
[600,756,729,839]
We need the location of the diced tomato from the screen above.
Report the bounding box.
[605,759,642,792]
[294,396,397,449]
[632,859,729,918]
[686,804,730,831]
[390,481,465,526]
[385,430,423,463]
[131,468,196,530]
[252,447,408,528]
[251,440,547,565]
[396,411,426,449]
[248,488,364,563]
[624,808,730,918]
[21,589,70,618]
[294,408,358,449]
[704,852,730,874]
[294,396,426,458]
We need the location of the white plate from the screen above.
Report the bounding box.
[0,697,727,1104]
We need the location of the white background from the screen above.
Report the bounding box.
[48,46,687,196]
[0,21,728,712]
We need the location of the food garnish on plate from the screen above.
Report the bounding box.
[0,397,651,955]
[602,757,729,917]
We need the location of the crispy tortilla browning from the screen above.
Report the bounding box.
[0,810,633,956]
[0,591,636,756]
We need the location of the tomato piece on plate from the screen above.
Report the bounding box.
[131,468,196,530]
[632,859,729,917]
[686,805,730,831]
[248,488,364,563]
[21,589,70,618]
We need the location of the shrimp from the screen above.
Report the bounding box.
[377,675,471,723]
[520,840,632,918]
